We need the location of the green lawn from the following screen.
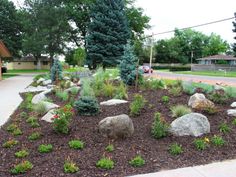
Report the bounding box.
[2,73,19,79]
[7,69,49,73]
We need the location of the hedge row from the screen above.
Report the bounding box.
[152,66,191,71]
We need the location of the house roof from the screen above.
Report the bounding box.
[13,56,51,62]
[0,40,11,58]
[197,55,236,61]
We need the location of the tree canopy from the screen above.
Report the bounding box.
[233,12,236,56]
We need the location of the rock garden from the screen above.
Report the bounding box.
[1,60,236,177]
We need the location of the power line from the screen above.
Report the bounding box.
[144,16,235,39]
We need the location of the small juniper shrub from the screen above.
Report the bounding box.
[169,143,183,155]
[28,132,42,141]
[219,122,231,134]
[52,105,74,134]
[74,96,99,116]
[80,78,95,97]
[69,140,84,150]
[193,139,208,151]
[10,161,33,175]
[3,139,18,148]
[161,96,169,104]
[209,90,229,104]
[211,135,225,147]
[33,102,47,116]
[129,155,145,167]
[96,157,114,170]
[171,105,191,118]
[130,94,146,116]
[151,112,169,139]
[105,144,114,152]
[15,150,29,158]
[38,144,53,153]
[64,160,79,173]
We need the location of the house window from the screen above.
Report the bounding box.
[43,61,48,65]
[18,62,21,65]
[34,61,37,65]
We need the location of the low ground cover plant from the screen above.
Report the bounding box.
[151,112,169,139]
[3,139,18,148]
[12,128,23,136]
[130,94,146,116]
[211,135,225,147]
[28,132,42,141]
[74,96,99,116]
[209,90,229,104]
[6,123,18,132]
[171,105,191,118]
[232,118,236,126]
[26,116,40,128]
[38,144,53,153]
[219,123,231,134]
[64,160,79,173]
[10,161,33,175]
[161,96,169,104]
[33,102,47,116]
[96,157,114,170]
[15,150,29,158]
[55,90,69,101]
[105,144,114,152]
[129,155,145,167]
[169,143,183,155]
[20,112,28,119]
[69,140,84,150]
[193,139,208,151]
[169,86,182,96]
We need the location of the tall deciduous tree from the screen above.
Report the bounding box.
[86,0,131,69]
[233,12,236,56]
[0,0,22,57]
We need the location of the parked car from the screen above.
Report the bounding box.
[1,66,7,73]
[139,66,153,73]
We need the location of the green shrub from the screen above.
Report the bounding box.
[96,157,114,170]
[70,87,79,95]
[171,105,191,118]
[130,94,146,116]
[232,118,236,126]
[15,150,29,158]
[224,86,236,98]
[64,160,79,173]
[129,155,145,167]
[169,143,183,155]
[209,90,228,104]
[12,128,23,136]
[74,96,99,116]
[7,123,18,132]
[80,78,95,97]
[28,132,42,141]
[50,59,63,82]
[193,83,214,93]
[114,82,128,99]
[219,123,231,134]
[105,144,114,152]
[169,86,182,96]
[141,79,165,90]
[182,82,195,95]
[102,82,115,97]
[3,139,18,148]
[26,116,40,128]
[20,93,33,111]
[56,90,69,101]
[161,96,169,104]
[20,112,28,119]
[10,161,33,175]
[69,140,84,150]
[151,112,169,139]
[193,139,207,151]
[33,102,47,115]
[211,135,225,147]
[38,144,53,153]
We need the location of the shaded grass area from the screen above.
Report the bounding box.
[175,70,236,77]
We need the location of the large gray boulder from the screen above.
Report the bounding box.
[21,86,49,93]
[99,114,134,139]
[169,113,210,137]
[188,93,214,110]
[100,99,128,106]
[227,109,236,117]
[32,89,51,104]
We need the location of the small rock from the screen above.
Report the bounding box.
[64,76,70,80]
[231,102,236,108]
[41,109,56,123]
[42,79,52,86]
[100,99,128,106]
[169,113,210,137]
[36,78,45,84]
[227,109,236,117]
[188,93,214,110]
[40,101,59,112]
[99,114,134,139]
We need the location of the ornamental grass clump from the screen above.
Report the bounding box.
[33,102,47,116]
[55,90,69,101]
[52,105,74,134]
[74,96,99,116]
[28,132,42,141]
[15,150,29,158]
[64,160,79,173]
[96,157,114,170]
[3,139,18,148]
[151,112,169,139]
[130,94,146,116]
[10,161,33,175]
[193,139,208,151]
[114,82,128,99]
[69,140,84,150]
[211,135,225,147]
[129,155,145,167]
[169,143,183,155]
[171,105,191,118]
[38,144,53,153]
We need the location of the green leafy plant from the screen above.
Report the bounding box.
[130,94,146,116]
[141,79,165,90]
[203,106,218,115]
[26,116,40,128]
[102,82,116,97]
[33,102,47,116]
[193,139,208,151]
[28,132,42,141]
[56,90,69,101]
[171,105,191,118]
[209,90,228,104]
[15,150,29,158]
[96,157,114,170]
[211,135,225,147]
[69,140,84,150]
[105,144,114,152]
[232,118,236,126]
[20,93,33,111]
[10,161,33,175]
[219,123,231,134]
[169,86,182,96]
[20,112,28,119]
[38,144,53,153]
[52,105,74,134]
[64,160,79,173]
[151,112,169,139]
[224,86,236,98]
[182,82,195,95]
[12,128,23,136]
[169,143,183,155]
[70,87,79,95]
[80,78,95,97]
[6,123,18,132]
[114,82,128,99]
[74,96,99,116]
[3,139,18,148]
[161,96,169,104]
[129,155,145,167]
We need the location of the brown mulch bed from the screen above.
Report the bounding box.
[0,88,236,177]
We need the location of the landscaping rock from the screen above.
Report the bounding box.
[99,114,134,139]
[227,109,236,117]
[100,99,128,106]
[64,86,80,93]
[188,93,214,110]
[41,109,56,123]
[21,86,49,93]
[40,101,59,112]
[36,78,45,84]
[31,89,51,104]
[64,76,70,80]
[214,85,225,91]
[169,113,210,137]
[42,79,52,86]
[231,102,236,108]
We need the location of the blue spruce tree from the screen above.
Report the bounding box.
[86,0,130,69]
[50,59,63,82]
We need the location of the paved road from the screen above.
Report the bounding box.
[0,74,34,126]
[151,71,236,87]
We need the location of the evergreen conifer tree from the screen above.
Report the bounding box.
[50,59,63,82]
[120,41,141,85]
[86,0,130,69]
[233,12,236,56]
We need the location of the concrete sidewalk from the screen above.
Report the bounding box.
[0,75,33,126]
[131,159,236,177]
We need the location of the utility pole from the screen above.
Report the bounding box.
[149,33,154,75]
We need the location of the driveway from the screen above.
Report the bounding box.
[0,74,34,126]
[151,71,236,87]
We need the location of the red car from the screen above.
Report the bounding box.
[139,66,153,73]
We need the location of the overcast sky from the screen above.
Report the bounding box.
[12,0,236,44]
